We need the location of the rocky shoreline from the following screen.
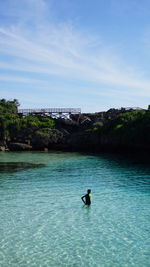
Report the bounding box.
[1,107,150,154]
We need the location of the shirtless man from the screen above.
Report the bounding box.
[81,189,92,205]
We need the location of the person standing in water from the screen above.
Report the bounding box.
[81,189,92,205]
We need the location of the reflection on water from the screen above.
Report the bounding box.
[0,162,45,173]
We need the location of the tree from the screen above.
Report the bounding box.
[0,98,19,113]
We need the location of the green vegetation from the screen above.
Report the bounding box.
[0,99,55,141]
[96,109,150,148]
[0,99,19,140]
[0,98,150,152]
[0,98,19,113]
[20,115,55,129]
[87,121,104,132]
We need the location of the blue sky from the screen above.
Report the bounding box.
[0,0,150,112]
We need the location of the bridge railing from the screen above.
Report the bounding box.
[18,108,81,114]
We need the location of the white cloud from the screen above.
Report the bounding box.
[0,74,41,83]
[0,0,150,111]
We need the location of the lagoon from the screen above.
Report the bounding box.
[0,151,150,266]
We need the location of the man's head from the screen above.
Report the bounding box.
[87,189,91,194]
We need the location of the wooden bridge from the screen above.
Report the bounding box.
[18,108,81,118]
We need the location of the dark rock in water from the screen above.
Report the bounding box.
[0,162,45,173]
[8,143,32,151]
[52,168,73,172]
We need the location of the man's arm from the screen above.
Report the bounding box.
[81,195,86,204]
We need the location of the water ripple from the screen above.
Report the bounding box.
[0,152,150,266]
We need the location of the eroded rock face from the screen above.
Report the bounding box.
[8,142,32,151]
[0,146,6,151]
[31,129,64,150]
[66,131,100,151]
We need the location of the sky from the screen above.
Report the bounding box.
[0,0,150,112]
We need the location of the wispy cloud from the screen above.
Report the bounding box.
[0,0,150,110]
[0,74,38,83]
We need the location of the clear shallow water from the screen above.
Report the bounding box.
[0,151,150,267]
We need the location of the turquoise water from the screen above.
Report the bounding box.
[0,151,150,267]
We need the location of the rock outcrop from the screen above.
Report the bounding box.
[0,146,6,151]
[31,129,64,150]
[8,142,32,151]
[0,107,149,153]
[66,131,100,151]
